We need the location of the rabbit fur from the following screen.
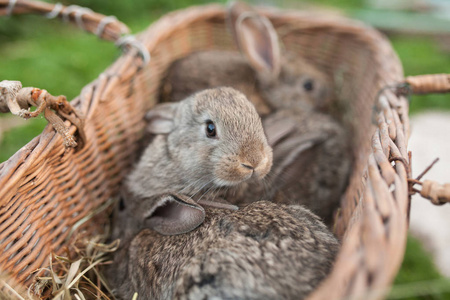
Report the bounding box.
[158,2,351,224]
[108,200,339,300]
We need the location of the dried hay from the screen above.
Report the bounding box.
[1,198,119,300]
[1,234,119,300]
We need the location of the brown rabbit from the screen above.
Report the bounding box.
[120,87,273,237]
[159,2,351,224]
[107,201,339,300]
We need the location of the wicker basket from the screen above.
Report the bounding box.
[1,1,450,299]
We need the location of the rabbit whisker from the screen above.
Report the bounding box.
[189,177,216,200]
[266,169,292,186]
[179,176,208,195]
[197,184,217,202]
[261,177,272,201]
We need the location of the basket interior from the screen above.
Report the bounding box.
[134,10,403,236]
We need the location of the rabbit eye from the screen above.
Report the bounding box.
[205,120,217,138]
[119,197,126,211]
[303,79,314,92]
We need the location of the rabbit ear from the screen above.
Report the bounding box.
[271,132,328,177]
[145,103,178,134]
[263,116,298,147]
[228,1,281,77]
[143,194,205,236]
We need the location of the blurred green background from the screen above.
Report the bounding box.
[1,0,450,299]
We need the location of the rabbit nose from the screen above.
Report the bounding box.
[241,163,254,171]
[253,154,272,179]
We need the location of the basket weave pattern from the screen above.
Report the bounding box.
[0,5,410,299]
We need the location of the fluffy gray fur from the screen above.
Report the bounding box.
[107,201,339,300]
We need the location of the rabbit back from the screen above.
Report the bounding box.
[109,201,339,300]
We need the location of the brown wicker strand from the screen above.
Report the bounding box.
[416,157,439,181]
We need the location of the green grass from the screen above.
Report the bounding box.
[0,118,47,162]
[388,235,450,300]
[0,16,118,100]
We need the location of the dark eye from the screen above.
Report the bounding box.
[303,79,314,92]
[119,197,126,211]
[205,120,216,138]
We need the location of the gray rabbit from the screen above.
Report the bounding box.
[159,1,351,224]
[118,87,273,238]
[160,2,333,115]
[108,201,339,300]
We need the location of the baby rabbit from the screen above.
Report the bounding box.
[159,2,351,223]
[160,2,332,115]
[108,201,339,300]
[120,87,273,237]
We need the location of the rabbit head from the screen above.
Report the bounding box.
[122,87,273,236]
[227,1,332,111]
[146,87,273,188]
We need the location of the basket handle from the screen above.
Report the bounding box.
[410,176,450,206]
[0,0,150,63]
[418,180,450,205]
[403,74,450,94]
[0,0,129,41]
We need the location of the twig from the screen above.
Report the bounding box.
[408,178,422,186]
[416,157,439,181]
[0,80,85,148]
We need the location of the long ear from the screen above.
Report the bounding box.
[142,194,205,236]
[263,116,297,147]
[227,1,281,77]
[272,132,328,177]
[145,102,178,134]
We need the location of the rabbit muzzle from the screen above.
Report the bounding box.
[214,148,272,186]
